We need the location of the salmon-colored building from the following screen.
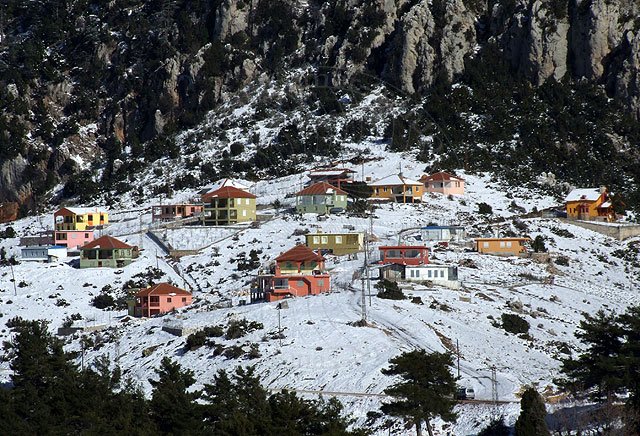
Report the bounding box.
[474,237,530,256]
[257,245,331,302]
[420,172,465,196]
[152,204,203,222]
[378,245,430,266]
[133,283,193,317]
[564,187,615,222]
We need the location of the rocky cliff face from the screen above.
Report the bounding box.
[0,0,639,220]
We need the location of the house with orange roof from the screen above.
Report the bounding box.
[564,187,615,221]
[132,283,193,317]
[256,245,331,302]
[295,182,348,214]
[79,235,138,268]
[368,173,423,203]
[202,186,256,226]
[420,171,465,195]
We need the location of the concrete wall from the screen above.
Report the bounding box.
[560,219,640,241]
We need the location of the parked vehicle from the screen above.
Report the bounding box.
[455,386,475,400]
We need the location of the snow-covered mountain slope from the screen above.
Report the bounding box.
[1,151,639,435]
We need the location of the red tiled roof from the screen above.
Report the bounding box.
[81,235,133,250]
[202,186,256,200]
[136,283,192,297]
[296,182,347,196]
[379,245,429,250]
[275,245,325,262]
[420,172,465,182]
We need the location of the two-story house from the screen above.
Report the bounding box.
[295,182,348,214]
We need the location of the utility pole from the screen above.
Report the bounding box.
[277,303,282,347]
[360,276,367,323]
[365,232,371,306]
[10,262,17,296]
[456,339,461,379]
[491,366,498,403]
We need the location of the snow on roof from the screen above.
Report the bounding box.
[308,168,356,177]
[564,188,604,202]
[206,178,250,193]
[296,182,347,196]
[57,207,107,215]
[599,201,612,208]
[368,174,422,187]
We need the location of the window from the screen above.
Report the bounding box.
[313,236,320,244]
[71,233,77,239]
[440,270,445,278]
[374,188,379,194]
[167,297,172,303]
[321,236,328,244]
[427,270,432,278]
[58,233,67,240]
[383,187,387,192]
[297,280,304,287]
[318,279,324,287]
[242,210,247,217]
[85,233,89,238]
[506,241,512,248]
[100,215,104,221]
[483,242,489,248]
[335,236,343,244]
[499,241,505,248]
[87,214,93,221]
[182,297,187,302]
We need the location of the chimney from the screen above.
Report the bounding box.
[599,186,607,194]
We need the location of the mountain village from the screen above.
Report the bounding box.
[2,151,639,434]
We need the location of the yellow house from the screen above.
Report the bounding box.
[305,232,364,256]
[368,174,424,203]
[474,237,530,256]
[564,187,615,221]
[54,207,109,231]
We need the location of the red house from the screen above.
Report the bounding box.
[378,245,430,266]
[257,245,331,302]
[306,168,356,188]
[133,283,193,317]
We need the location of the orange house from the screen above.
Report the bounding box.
[152,204,203,222]
[257,245,331,302]
[420,172,465,196]
[134,283,193,317]
[368,174,424,203]
[474,237,530,256]
[564,187,615,222]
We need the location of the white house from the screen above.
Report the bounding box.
[405,264,460,289]
[21,245,68,262]
[420,225,466,245]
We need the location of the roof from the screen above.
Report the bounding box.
[308,168,356,177]
[474,237,530,241]
[599,201,612,208]
[81,235,133,250]
[379,245,429,250]
[55,207,107,215]
[564,188,604,202]
[368,174,422,187]
[206,178,250,192]
[296,182,347,196]
[202,186,256,200]
[422,225,465,230]
[275,245,325,262]
[136,283,192,297]
[420,172,465,182]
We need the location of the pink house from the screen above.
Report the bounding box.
[55,230,95,249]
[151,204,203,222]
[134,283,193,317]
[420,172,465,195]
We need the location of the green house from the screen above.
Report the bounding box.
[202,186,257,226]
[79,235,137,268]
[305,232,364,255]
[295,182,348,214]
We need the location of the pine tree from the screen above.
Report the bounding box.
[477,416,510,436]
[149,357,202,435]
[514,387,550,436]
[380,350,457,436]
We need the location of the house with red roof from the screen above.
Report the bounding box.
[202,186,256,225]
[420,172,465,196]
[295,182,348,214]
[132,283,192,317]
[306,167,356,188]
[256,245,331,302]
[79,235,138,268]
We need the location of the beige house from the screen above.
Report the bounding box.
[202,186,256,226]
[305,232,364,255]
